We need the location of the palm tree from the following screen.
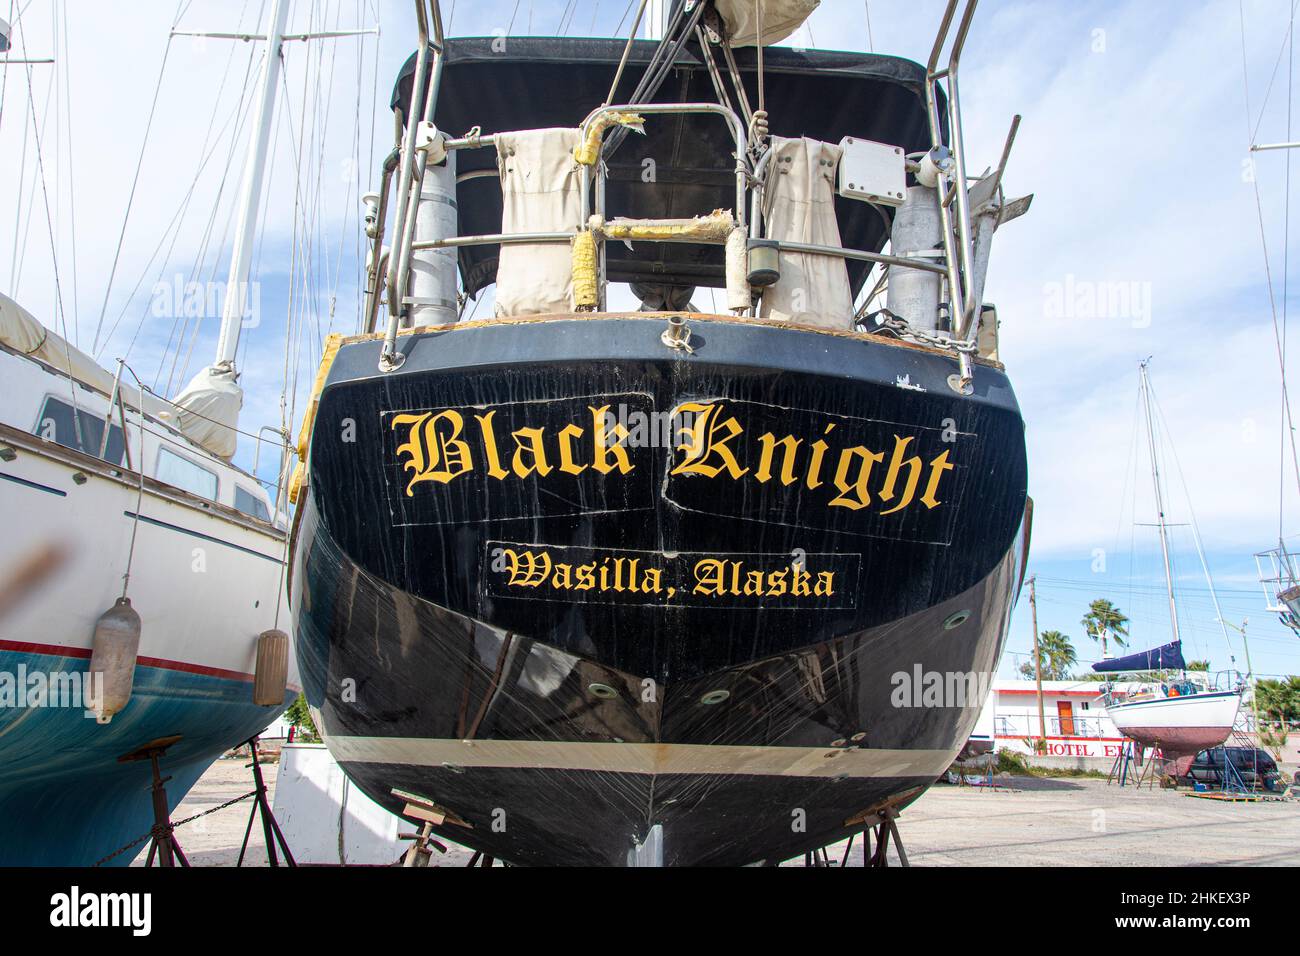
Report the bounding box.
[1019,630,1077,681]
[1081,599,1129,659]
[1255,677,1300,725]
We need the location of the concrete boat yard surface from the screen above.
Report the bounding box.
[138,758,1299,867]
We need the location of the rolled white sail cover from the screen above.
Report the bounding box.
[2,292,121,401]
[0,291,170,419]
[172,365,242,460]
[759,136,853,329]
[495,128,583,317]
[715,0,819,47]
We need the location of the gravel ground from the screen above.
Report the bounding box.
[141,758,1298,867]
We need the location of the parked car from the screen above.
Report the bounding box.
[1183,747,1282,791]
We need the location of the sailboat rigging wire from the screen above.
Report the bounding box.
[604,0,708,159]
[0,1,14,138]
[1244,0,1300,148]
[56,0,80,345]
[111,359,149,601]
[695,24,736,116]
[1281,14,1294,547]
[108,59,261,370]
[1113,384,1142,557]
[1145,372,1234,662]
[718,35,755,126]
[166,5,257,349]
[1238,0,1300,514]
[556,0,578,36]
[173,44,265,395]
[9,41,49,293]
[142,14,257,391]
[13,8,81,440]
[606,0,649,106]
[41,2,71,342]
[612,0,638,37]
[90,1,188,357]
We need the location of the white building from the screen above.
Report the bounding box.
[990,679,1145,760]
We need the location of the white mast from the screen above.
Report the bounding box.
[1140,359,1181,646]
[645,0,670,40]
[170,1,373,459]
[212,0,291,372]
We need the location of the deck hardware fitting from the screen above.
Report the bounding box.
[661,314,694,352]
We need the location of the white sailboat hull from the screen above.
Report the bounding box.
[0,347,297,864]
[1105,690,1241,758]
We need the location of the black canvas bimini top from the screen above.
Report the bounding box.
[392,37,945,299]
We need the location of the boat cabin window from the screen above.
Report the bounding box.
[34,395,125,465]
[233,484,271,522]
[155,446,218,501]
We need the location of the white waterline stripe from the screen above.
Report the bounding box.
[326,736,959,779]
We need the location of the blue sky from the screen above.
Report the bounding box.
[4,0,1300,680]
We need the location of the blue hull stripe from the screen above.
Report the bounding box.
[0,649,291,866]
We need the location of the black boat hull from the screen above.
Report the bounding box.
[291,314,1029,866]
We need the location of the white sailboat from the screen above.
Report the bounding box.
[0,0,323,865]
[1095,361,1242,774]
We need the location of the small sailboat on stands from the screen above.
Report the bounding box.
[1093,361,1242,778]
[291,0,1033,866]
[1094,643,1241,777]
[0,1,351,864]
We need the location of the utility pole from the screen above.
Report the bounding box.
[1029,576,1046,752]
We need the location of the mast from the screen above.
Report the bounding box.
[1139,359,1181,646]
[211,0,291,372]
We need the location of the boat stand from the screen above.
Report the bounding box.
[862,807,910,867]
[393,787,474,866]
[118,735,189,868]
[802,806,910,867]
[236,736,296,867]
[1108,740,1158,789]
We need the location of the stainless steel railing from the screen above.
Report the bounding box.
[375,0,994,388]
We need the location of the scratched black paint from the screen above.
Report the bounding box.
[290,316,1029,865]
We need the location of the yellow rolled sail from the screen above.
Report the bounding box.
[574,112,645,166]
[571,230,599,310]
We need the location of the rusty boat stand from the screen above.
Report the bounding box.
[109,734,295,868]
[117,735,189,868]
[799,805,910,868]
